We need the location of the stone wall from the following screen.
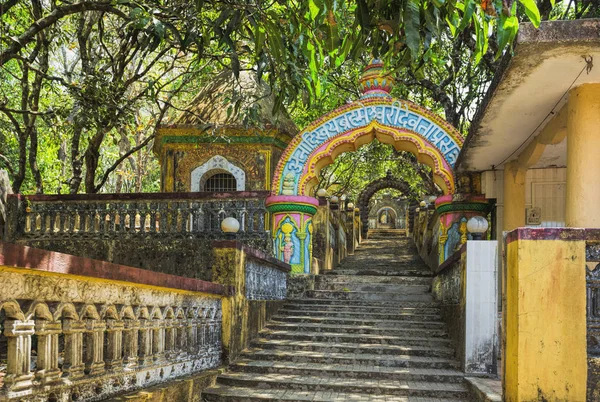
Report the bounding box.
[0,241,226,402]
[432,241,498,375]
[211,240,290,364]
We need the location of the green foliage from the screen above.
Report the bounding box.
[314,141,437,201]
[1,0,595,196]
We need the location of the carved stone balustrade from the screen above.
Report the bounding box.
[7,192,268,239]
[3,192,271,281]
[245,258,287,300]
[0,242,226,401]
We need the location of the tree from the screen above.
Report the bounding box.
[3,0,594,195]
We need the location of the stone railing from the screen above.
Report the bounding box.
[413,206,439,270]
[3,192,271,281]
[211,241,290,362]
[5,192,269,240]
[586,230,600,399]
[0,242,226,401]
[245,257,287,300]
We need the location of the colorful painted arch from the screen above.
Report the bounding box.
[272,75,464,196]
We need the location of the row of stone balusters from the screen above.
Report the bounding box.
[21,199,267,236]
[0,300,222,396]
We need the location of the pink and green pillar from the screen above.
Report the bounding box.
[435,194,491,264]
[265,195,317,274]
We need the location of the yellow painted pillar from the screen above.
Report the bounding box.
[503,228,587,402]
[566,84,600,228]
[503,161,526,232]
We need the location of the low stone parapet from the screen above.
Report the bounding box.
[432,240,498,376]
[0,241,226,401]
[3,192,271,281]
[211,241,290,363]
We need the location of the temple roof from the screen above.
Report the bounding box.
[168,69,298,137]
[457,19,600,172]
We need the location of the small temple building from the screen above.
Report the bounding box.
[154,70,298,194]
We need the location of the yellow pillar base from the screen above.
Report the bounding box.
[503,228,587,402]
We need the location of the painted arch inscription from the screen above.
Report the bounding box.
[274,97,464,196]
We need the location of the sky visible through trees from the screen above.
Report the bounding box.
[0,0,597,195]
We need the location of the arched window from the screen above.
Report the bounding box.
[203,172,237,192]
[190,155,246,192]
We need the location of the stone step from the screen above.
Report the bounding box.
[230,359,466,383]
[203,385,470,401]
[279,307,442,320]
[335,261,427,269]
[201,235,469,402]
[264,322,447,337]
[315,275,432,285]
[264,330,453,347]
[240,348,461,369]
[286,298,440,309]
[325,268,433,277]
[214,372,470,398]
[314,283,432,293]
[271,315,446,329]
[250,338,455,357]
[306,290,434,302]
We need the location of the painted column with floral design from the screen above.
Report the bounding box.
[266,195,317,274]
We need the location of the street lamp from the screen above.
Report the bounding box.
[467,216,489,240]
[221,217,240,240]
[316,188,329,198]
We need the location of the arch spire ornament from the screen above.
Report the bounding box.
[358,59,394,98]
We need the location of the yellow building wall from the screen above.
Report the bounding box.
[482,167,567,240]
[503,233,587,402]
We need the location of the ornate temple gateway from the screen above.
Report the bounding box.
[265,60,489,273]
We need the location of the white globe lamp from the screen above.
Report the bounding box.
[221,217,240,239]
[316,188,329,198]
[467,216,489,240]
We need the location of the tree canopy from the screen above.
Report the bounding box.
[0,0,597,195]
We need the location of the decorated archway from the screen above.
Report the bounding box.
[266,60,464,272]
[356,171,417,236]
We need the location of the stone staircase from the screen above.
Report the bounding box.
[203,233,471,401]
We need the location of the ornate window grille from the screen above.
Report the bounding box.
[204,173,237,192]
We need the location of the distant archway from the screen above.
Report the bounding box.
[356,172,416,236]
[376,207,397,228]
[271,60,463,197]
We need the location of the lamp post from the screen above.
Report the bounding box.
[467,216,489,240]
[221,217,240,240]
[316,188,329,206]
[316,188,329,198]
